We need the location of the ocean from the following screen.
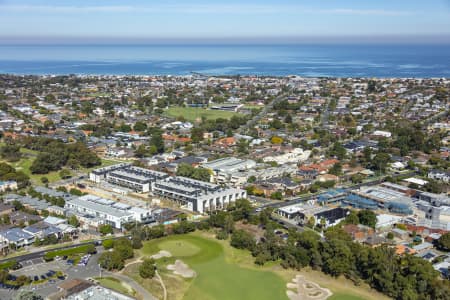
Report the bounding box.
[0,44,449,78]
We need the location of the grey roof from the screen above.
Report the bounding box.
[34,186,69,198]
[0,227,34,242]
[67,197,133,218]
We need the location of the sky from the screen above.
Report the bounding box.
[1,0,450,44]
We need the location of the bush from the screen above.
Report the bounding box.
[230,229,256,250]
[139,258,156,279]
[99,224,113,235]
[216,230,228,240]
[102,239,114,250]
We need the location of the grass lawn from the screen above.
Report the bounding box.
[133,232,389,300]
[44,244,94,261]
[329,294,367,300]
[164,107,242,122]
[95,277,136,297]
[0,260,18,270]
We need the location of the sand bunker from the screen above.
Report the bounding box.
[151,250,172,260]
[167,260,196,278]
[286,275,332,300]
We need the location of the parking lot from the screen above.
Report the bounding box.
[0,250,104,300]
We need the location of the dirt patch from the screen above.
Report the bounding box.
[167,260,196,278]
[234,221,265,240]
[287,275,332,300]
[151,250,172,260]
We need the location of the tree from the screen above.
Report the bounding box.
[329,142,346,160]
[191,127,204,143]
[59,169,72,179]
[98,250,124,270]
[271,136,283,144]
[344,211,359,225]
[102,239,114,250]
[284,114,292,124]
[436,232,450,251]
[69,188,83,196]
[0,269,9,283]
[40,176,49,184]
[350,174,364,184]
[139,258,156,278]
[237,139,249,154]
[328,162,342,176]
[68,215,79,227]
[231,229,255,250]
[270,191,283,200]
[134,144,149,158]
[13,291,43,300]
[176,163,210,182]
[99,224,113,235]
[0,144,22,162]
[371,152,391,173]
[150,130,165,154]
[133,121,147,132]
[357,210,377,228]
[114,237,134,260]
[321,239,354,277]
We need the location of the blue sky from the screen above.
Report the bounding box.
[1,0,450,43]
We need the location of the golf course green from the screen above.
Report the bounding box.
[136,233,384,300]
[141,234,288,300]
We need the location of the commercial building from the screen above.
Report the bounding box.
[201,157,256,184]
[65,195,152,229]
[345,185,413,214]
[276,204,348,228]
[153,176,246,213]
[414,192,450,230]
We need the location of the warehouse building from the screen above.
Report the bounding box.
[153,176,247,213]
[345,185,413,214]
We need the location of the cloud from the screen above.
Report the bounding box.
[0,3,415,16]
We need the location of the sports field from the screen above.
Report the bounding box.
[130,232,387,300]
[164,107,242,122]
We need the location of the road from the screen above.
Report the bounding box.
[0,236,129,265]
[240,91,290,133]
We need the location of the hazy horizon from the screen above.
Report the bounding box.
[2,1,450,44]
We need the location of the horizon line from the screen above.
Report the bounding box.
[2,34,450,45]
